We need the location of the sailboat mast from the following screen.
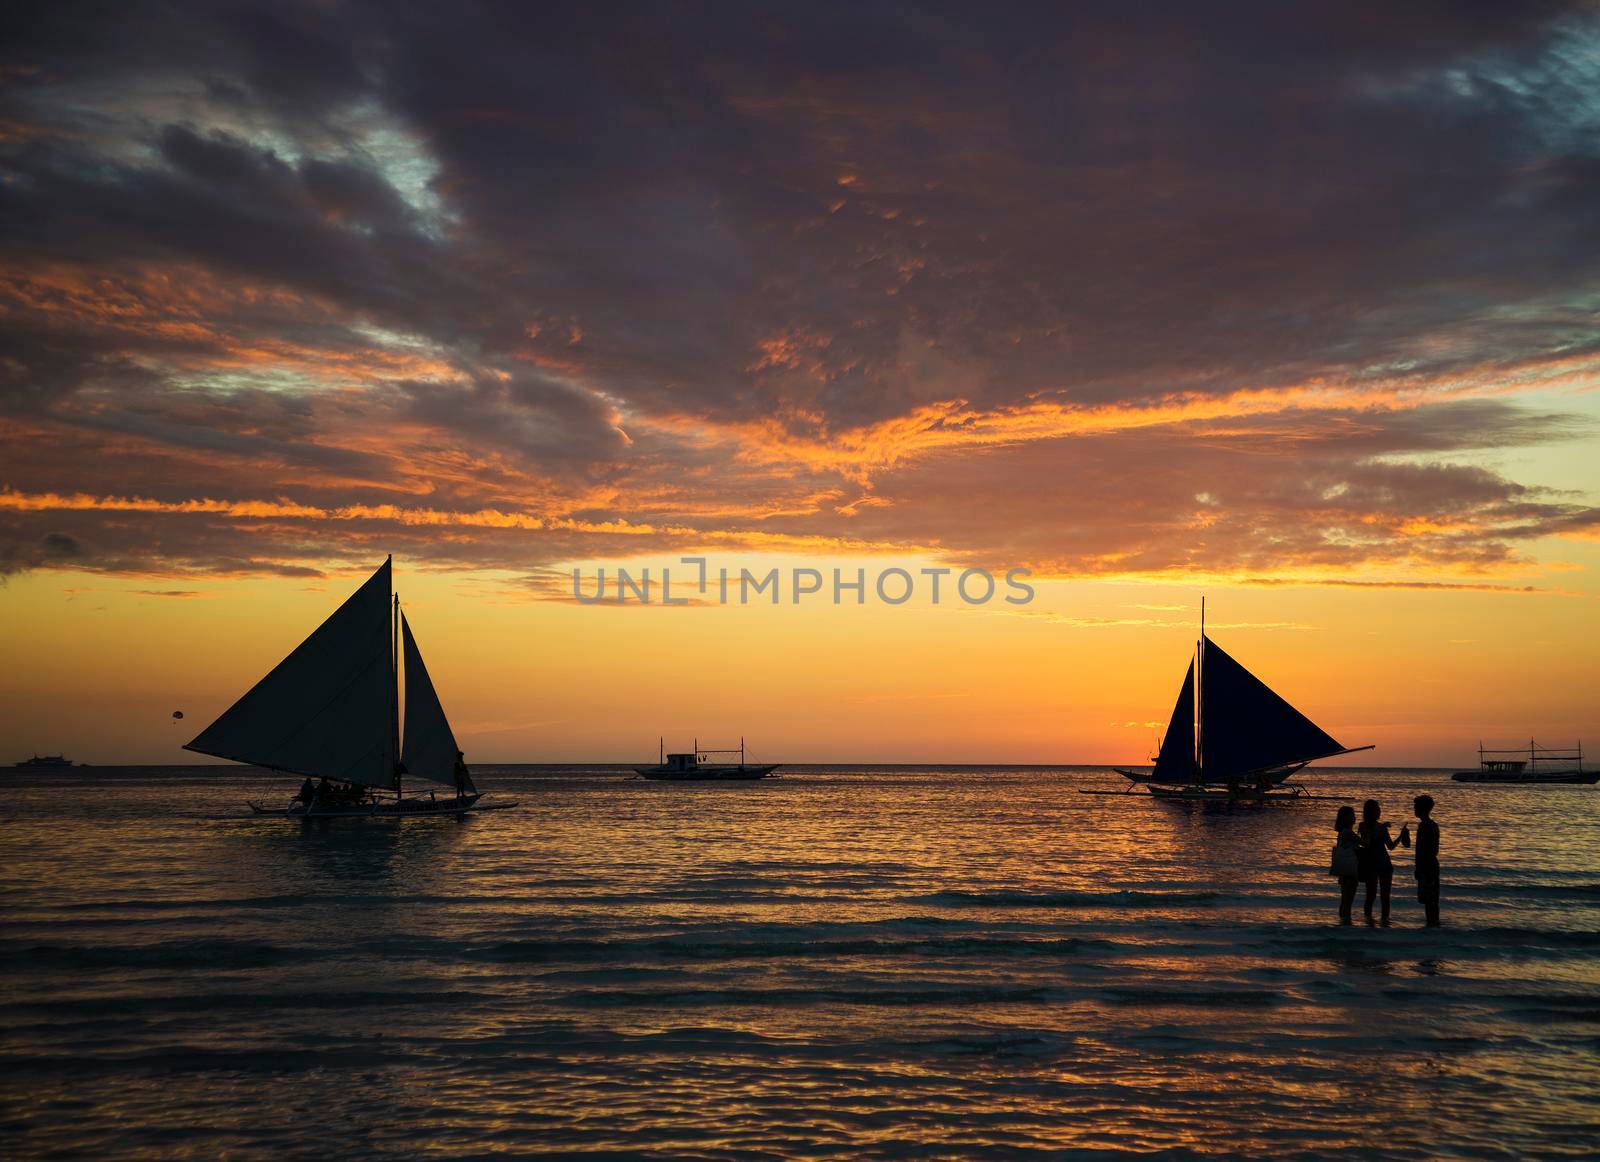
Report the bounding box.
[392,586,402,797]
[1195,596,1205,781]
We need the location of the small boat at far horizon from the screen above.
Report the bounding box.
[13,754,83,770]
[1452,741,1594,785]
[635,738,779,781]
[184,557,516,818]
[1113,600,1372,801]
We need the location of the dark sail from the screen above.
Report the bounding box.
[400,613,463,788]
[185,559,399,790]
[1149,660,1197,783]
[1199,636,1346,779]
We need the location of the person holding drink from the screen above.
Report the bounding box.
[1358,799,1409,926]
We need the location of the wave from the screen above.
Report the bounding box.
[1097,986,1281,1007]
[0,1044,420,1077]
[6,938,326,971]
[1446,925,1600,949]
[1260,924,1600,956]
[1496,883,1600,900]
[1493,993,1600,1023]
[914,888,1228,908]
[904,1031,1075,1060]
[560,982,1065,1008]
[466,932,1118,965]
[559,980,1280,1010]
[0,988,481,1025]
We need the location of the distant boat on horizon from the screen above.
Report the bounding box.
[184,557,516,817]
[1116,601,1372,800]
[12,754,84,770]
[1452,740,1594,785]
[635,738,779,781]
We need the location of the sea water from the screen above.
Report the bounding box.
[2,766,1597,1157]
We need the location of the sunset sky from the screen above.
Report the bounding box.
[2,2,1597,765]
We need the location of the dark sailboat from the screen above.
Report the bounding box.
[184,557,515,817]
[1116,601,1372,800]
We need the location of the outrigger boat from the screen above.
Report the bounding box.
[1452,741,1594,785]
[1105,600,1371,802]
[184,557,516,818]
[635,738,778,781]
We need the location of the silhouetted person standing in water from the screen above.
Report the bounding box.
[1358,799,1408,925]
[1332,806,1361,924]
[1414,794,1440,926]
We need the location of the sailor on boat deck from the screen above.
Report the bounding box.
[454,751,476,798]
[297,777,316,805]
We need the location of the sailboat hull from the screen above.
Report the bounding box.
[247,794,519,818]
[1117,767,1295,788]
[1451,770,1597,784]
[635,764,778,781]
[1147,782,1309,802]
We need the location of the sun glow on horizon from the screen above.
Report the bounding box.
[3,552,1594,769]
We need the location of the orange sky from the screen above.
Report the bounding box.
[4,549,1595,766]
[3,6,1600,765]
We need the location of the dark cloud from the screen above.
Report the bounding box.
[0,529,87,577]
[40,531,83,558]
[399,372,632,470]
[1,1,1597,581]
[821,401,1600,575]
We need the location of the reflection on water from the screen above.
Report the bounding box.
[1,765,1597,1157]
[221,811,471,896]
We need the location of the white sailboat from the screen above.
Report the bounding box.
[1115,601,1372,800]
[184,557,515,818]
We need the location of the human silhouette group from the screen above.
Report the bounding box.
[1330,795,1440,926]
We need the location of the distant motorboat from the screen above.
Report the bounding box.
[13,754,80,770]
[184,557,517,818]
[635,738,778,781]
[1115,600,1372,799]
[1452,741,1594,785]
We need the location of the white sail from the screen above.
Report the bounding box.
[400,613,462,787]
[185,559,398,790]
